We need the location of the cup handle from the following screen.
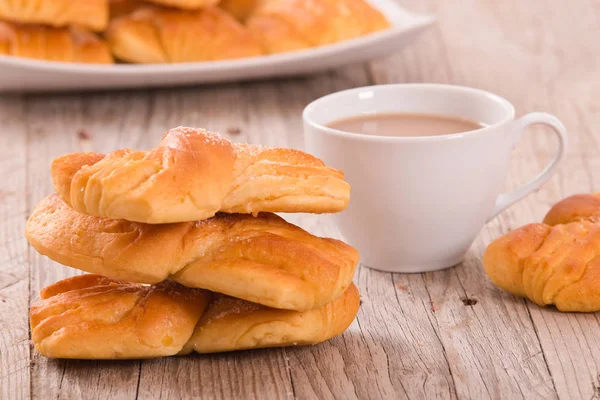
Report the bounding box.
[487,112,568,222]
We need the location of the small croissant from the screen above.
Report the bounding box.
[142,0,220,9]
[0,22,113,64]
[219,0,262,21]
[0,0,108,31]
[106,7,263,63]
[246,0,391,54]
[51,127,350,224]
[30,275,360,359]
[483,193,600,312]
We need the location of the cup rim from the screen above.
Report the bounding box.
[302,83,516,142]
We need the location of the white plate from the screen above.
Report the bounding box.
[0,0,434,92]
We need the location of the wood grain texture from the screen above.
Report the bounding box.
[24,94,143,399]
[371,0,600,399]
[0,0,599,399]
[0,95,29,400]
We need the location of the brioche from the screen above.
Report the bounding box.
[246,0,391,54]
[483,193,600,312]
[50,127,350,224]
[0,0,108,31]
[26,195,359,311]
[0,22,113,64]
[146,0,220,9]
[30,274,211,359]
[219,0,262,21]
[109,0,146,18]
[106,7,263,63]
[31,275,360,359]
[182,282,359,354]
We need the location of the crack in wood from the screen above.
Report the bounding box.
[419,273,459,398]
[134,361,142,400]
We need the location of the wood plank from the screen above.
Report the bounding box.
[0,95,30,400]
[286,213,457,399]
[9,0,600,398]
[509,1,600,398]
[367,0,565,398]
[25,93,148,399]
[372,0,600,399]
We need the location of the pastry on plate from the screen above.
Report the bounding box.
[26,195,359,311]
[109,0,219,18]
[0,0,108,31]
[0,22,113,64]
[50,127,350,223]
[219,0,262,21]
[145,0,220,9]
[246,0,391,54]
[106,6,263,63]
[31,275,360,359]
[109,0,146,18]
[483,193,600,312]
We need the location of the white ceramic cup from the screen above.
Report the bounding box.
[303,84,568,273]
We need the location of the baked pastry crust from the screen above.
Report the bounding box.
[219,0,262,21]
[0,0,108,31]
[146,0,220,9]
[26,195,359,311]
[0,22,113,64]
[109,0,145,18]
[31,275,360,359]
[50,127,350,223]
[30,275,211,359]
[246,0,391,54]
[182,282,359,354]
[106,7,263,63]
[483,193,600,312]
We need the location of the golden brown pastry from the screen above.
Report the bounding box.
[246,0,391,54]
[0,0,108,31]
[26,195,359,311]
[31,275,360,359]
[146,0,220,9]
[219,0,262,21]
[109,0,146,18]
[182,282,360,354]
[106,7,263,63]
[50,127,350,224]
[0,22,113,64]
[542,193,600,226]
[110,0,221,17]
[30,274,211,359]
[483,193,600,312]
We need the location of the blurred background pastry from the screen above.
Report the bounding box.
[0,21,113,63]
[247,0,390,54]
[106,6,263,63]
[219,0,262,21]
[144,0,220,9]
[0,0,391,64]
[0,0,108,31]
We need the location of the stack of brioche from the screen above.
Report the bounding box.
[0,0,390,64]
[26,127,360,359]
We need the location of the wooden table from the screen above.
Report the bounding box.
[2,0,599,398]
